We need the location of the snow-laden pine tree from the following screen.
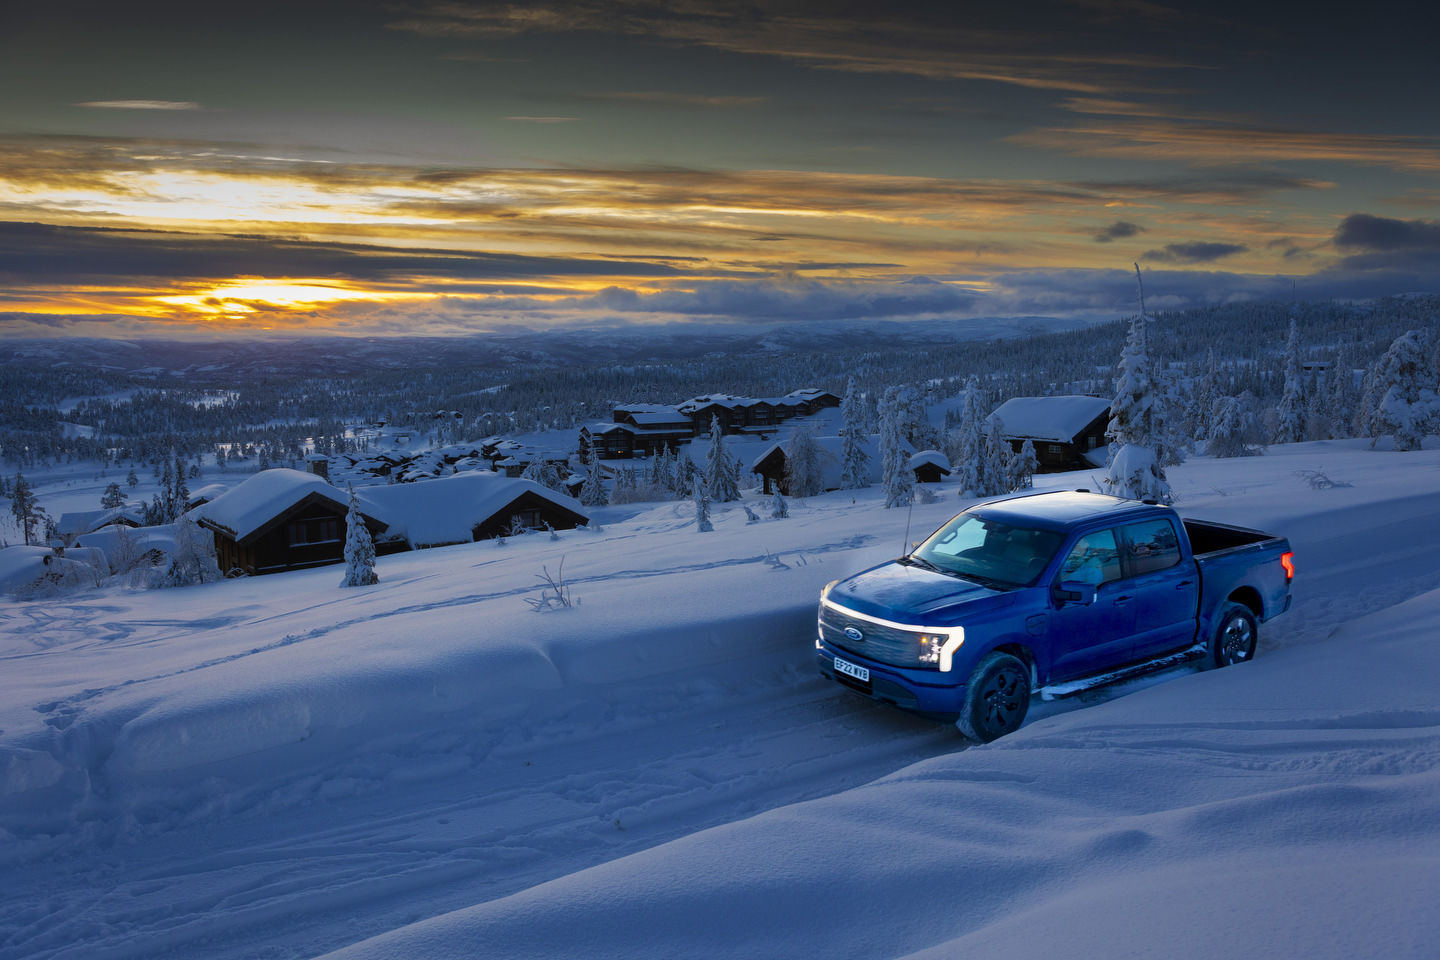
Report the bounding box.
[879,386,913,508]
[340,485,379,587]
[1329,349,1355,439]
[980,416,1013,495]
[1273,316,1306,445]
[1103,265,1171,503]
[704,414,740,502]
[101,482,127,509]
[1207,393,1266,458]
[946,376,984,497]
[9,471,40,545]
[1011,438,1038,490]
[168,515,223,587]
[1190,348,1220,441]
[898,385,941,451]
[838,376,871,490]
[578,434,609,506]
[784,425,823,498]
[693,476,713,532]
[1152,367,1189,468]
[126,467,139,488]
[1369,330,1440,451]
[771,489,788,519]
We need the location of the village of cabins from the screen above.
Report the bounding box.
[50,390,1110,579]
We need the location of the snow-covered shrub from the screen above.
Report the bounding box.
[771,491,789,519]
[1206,393,1267,458]
[523,558,576,611]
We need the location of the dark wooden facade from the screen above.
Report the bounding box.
[203,491,390,577]
[469,489,590,540]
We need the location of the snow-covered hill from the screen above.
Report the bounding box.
[2,440,1439,959]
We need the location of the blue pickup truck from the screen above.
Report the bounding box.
[817,490,1294,742]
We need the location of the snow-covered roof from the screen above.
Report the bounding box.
[626,409,688,426]
[0,546,55,593]
[186,483,228,505]
[988,396,1111,443]
[357,473,588,548]
[908,450,951,473]
[56,506,143,537]
[74,523,179,573]
[188,468,370,542]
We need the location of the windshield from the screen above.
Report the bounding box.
[910,513,1063,588]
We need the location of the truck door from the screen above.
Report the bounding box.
[1049,527,1137,680]
[1119,517,1200,659]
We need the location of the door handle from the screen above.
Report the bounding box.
[1112,595,1131,605]
[1176,580,1194,589]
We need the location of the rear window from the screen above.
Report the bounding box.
[1120,518,1181,575]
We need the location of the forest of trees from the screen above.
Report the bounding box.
[3,294,1440,480]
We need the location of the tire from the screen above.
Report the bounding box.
[956,652,1031,743]
[1209,602,1258,668]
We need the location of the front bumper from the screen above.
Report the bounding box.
[816,639,968,716]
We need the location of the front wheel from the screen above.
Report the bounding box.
[956,652,1031,743]
[1209,602,1258,668]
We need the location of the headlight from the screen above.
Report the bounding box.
[918,629,965,672]
[916,635,945,665]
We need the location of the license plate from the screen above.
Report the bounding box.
[834,656,869,682]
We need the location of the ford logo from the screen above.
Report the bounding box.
[843,626,864,642]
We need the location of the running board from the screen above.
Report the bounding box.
[1039,643,1208,700]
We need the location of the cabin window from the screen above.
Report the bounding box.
[1048,444,1062,455]
[287,517,340,546]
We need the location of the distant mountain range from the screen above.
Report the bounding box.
[0,315,1095,380]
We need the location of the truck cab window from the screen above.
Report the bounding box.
[1060,528,1122,585]
[1120,519,1181,575]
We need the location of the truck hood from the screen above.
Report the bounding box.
[829,560,1007,622]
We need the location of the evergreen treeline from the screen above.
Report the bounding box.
[4,295,1440,471]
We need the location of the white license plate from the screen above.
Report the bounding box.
[834,656,869,682]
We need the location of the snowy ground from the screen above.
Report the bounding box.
[2,439,1439,959]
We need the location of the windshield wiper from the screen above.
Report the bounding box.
[901,554,944,574]
[956,572,1013,590]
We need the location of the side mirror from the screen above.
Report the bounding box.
[1055,580,1097,606]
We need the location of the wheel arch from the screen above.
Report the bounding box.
[1227,585,1264,620]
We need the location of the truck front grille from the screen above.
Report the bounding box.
[819,601,931,668]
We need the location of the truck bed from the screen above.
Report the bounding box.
[1182,518,1277,558]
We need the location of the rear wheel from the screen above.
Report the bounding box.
[1209,602,1258,667]
[956,652,1031,743]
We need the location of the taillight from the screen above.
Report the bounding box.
[1280,551,1295,583]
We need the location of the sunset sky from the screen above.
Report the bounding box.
[2,0,1437,338]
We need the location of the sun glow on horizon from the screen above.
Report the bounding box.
[152,279,433,318]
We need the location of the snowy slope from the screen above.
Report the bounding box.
[2,439,1440,959]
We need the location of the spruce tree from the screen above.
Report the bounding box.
[10,471,40,546]
[704,414,740,502]
[784,426,823,497]
[693,476,713,532]
[838,376,871,490]
[101,482,127,510]
[1369,330,1440,451]
[947,376,984,498]
[340,485,379,587]
[578,435,609,506]
[1273,316,1306,444]
[879,386,913,508]
[1103,265,1171,503]
[1012,439,1038,490]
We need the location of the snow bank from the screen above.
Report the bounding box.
[325,588,1440,960]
